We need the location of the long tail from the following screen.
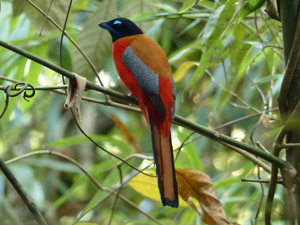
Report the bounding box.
[149,116,178,208]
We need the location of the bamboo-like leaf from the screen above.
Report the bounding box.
[178,0,194,14]
[237,0,265,19]
[191,48,213,90]
[254,74,282,84]
[173,61,198,82]
[72,0,117,79]
[204,0,238,51]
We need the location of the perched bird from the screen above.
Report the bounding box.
[99,18,178,208]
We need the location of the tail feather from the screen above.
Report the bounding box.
[149,116,178,208]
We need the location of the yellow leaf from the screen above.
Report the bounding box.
[173,61,198,82]
[128,171,192,207]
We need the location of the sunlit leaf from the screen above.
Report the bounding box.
[178,0,194,14]
[128,171,190,206]
[173,61,198,82]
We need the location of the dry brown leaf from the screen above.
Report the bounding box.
[64,74,86,122]
[111,113,141,153]
[176,168,237,225]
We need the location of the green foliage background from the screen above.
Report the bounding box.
[0,0,286,224]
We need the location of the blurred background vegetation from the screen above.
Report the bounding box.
[0,0,286,224]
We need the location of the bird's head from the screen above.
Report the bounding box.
[98,18,143,42]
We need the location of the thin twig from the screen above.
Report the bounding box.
[218,142,271,173]
[0,76,141,113]
[108,166,123,225]
[205,69,261,113]
[241,178,283,184]
[0,158,48,225]
[5,150,163,225]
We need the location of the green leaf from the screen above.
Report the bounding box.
[237,0,265,19]
[177,131,203,171]
[198,0,217,10]
[254,74,283,84]
[202,5,224,46]
[25,0,69,35]
[12,0,27,17]
[191,48,213,90]
[72,0,117,79]
[178,0,195,14]
[244,41,263,49]
[204,0,238,51]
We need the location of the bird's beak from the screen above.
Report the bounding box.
[98,21,108,29]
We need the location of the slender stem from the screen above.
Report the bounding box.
[240,178,283,184]
[0,158,48,225]
[6,150,163,225]
[220,142,271,173]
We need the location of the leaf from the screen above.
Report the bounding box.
[111,113,141,153]
[204,0,238,51]
[176,168,235,225]
[191,48,213,90]
[178,0,195,14]
[226,22,252,88]
[177,130,203,171]
[254,74,282,84]
[202,5,224,46]
[25,0,69,35]
[12,0,27,17]
[128,171,190,207]
[123,0,159,32]
[237,0,265,19]
[72,0,117,79]
[173,61,198,82]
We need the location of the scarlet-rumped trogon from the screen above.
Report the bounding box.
[99,18,178,208]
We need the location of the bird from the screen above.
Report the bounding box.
[99,18,178,208]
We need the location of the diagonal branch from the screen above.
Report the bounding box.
[0,158,48,225]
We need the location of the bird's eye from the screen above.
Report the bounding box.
[113,20,122,25]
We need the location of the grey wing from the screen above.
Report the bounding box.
[122,46,166,120]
